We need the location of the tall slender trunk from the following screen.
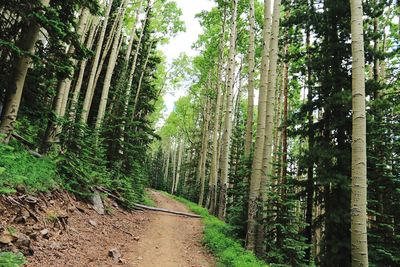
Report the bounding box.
[171,143,177,194]
[80,0,114,124]
[164,148,170,185]
[256,0,282,255]
[217,0,238,221]
[95,0,128,130]
[131,43,153,119]
[207,6,227,215]
[245,0,272,251]
[244,0,256,156]
[304,22,315,264]
[198,96,211,206]
[174,139,184,193]
[350,0,368,265]
[0,0,50,142]
[69,16,100,122]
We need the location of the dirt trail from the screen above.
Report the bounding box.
[128,190,215,267]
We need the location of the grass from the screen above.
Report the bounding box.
[0,252,26,267]
[0,141,59,194]
[141,190,156,207]
[165,193,268,267]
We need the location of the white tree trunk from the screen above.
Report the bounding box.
[218,0,238,221]
[350,0,369,265]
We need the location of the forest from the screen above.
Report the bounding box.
[0,0,399,266]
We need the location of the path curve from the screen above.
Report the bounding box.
[128,190,215,267]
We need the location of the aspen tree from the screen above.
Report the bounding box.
[198,95,211,206]
[244,0,256,156]
[350,0,369,265]
[0,0,50,141]
[95,0,128,129]
[245,0,272,251]
[256,0,282,254]
[218,0,238,221]
[174,139,184,193]
[208,5,227,214]
[69,17,101,122]
[81,0,114,124]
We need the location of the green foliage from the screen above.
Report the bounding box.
[167,193,268,267]
[0,252,26,267]
[0,141,58,194]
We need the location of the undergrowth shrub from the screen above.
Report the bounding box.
[0,140,58,194]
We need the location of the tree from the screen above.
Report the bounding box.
[218,0,238,221]
[0,0,50,142]
[246,0,272,251]
[350,0,369,265]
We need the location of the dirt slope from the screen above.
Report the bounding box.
[127,190,215,267]
[0,190,214,266]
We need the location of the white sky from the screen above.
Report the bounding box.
[160,0,215,117]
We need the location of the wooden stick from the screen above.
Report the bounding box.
[134,204,201,218]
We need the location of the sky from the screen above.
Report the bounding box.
[160,0,215,118]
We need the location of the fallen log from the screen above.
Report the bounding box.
[134,203,201,218]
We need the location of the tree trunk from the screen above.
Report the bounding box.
[245,0,272,251]
[95,0,128,130]
[217,0,238,221]
[256,0,281,255]
[69,16,100,122]
[207,6,227,215]
[244,0,256,156]
[198,96,211,206]
[173,139,184,194]
[304,23,315,264]
[350,0,369,265]
[131,43,153,119]
[164,148,170,185]
[0,0,50,142]
[80,0,114,124]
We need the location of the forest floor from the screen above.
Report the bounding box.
[0,189,215,266]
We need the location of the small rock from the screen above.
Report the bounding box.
[49,200,55,205]
[40,229,49,238]
[133,236,140,241]
[108,248,122,261]
[119,258,127,264]
[14,233,30,247]
[88,220,97,227]
[91,191,105,215]
[137,256,143,260]
[25,196,38,204]
[0,232,15,244]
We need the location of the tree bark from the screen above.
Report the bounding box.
[207,5,227,215]
[217,0,238,221]
[0,0,50,142]
[255,0,281,255]
[245,0,272,251]
[350,0,369,265]
[198,95,211,206]
[95,0,128,130]
[80,0,114,124]
[244,0,256,156]
[69,16,100,122]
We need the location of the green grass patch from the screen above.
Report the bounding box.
[0,252,26,267]
[165,193,268,267]
[141,190,156,207]
[0,141,59,194]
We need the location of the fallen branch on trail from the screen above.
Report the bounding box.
[134,204,201,218]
